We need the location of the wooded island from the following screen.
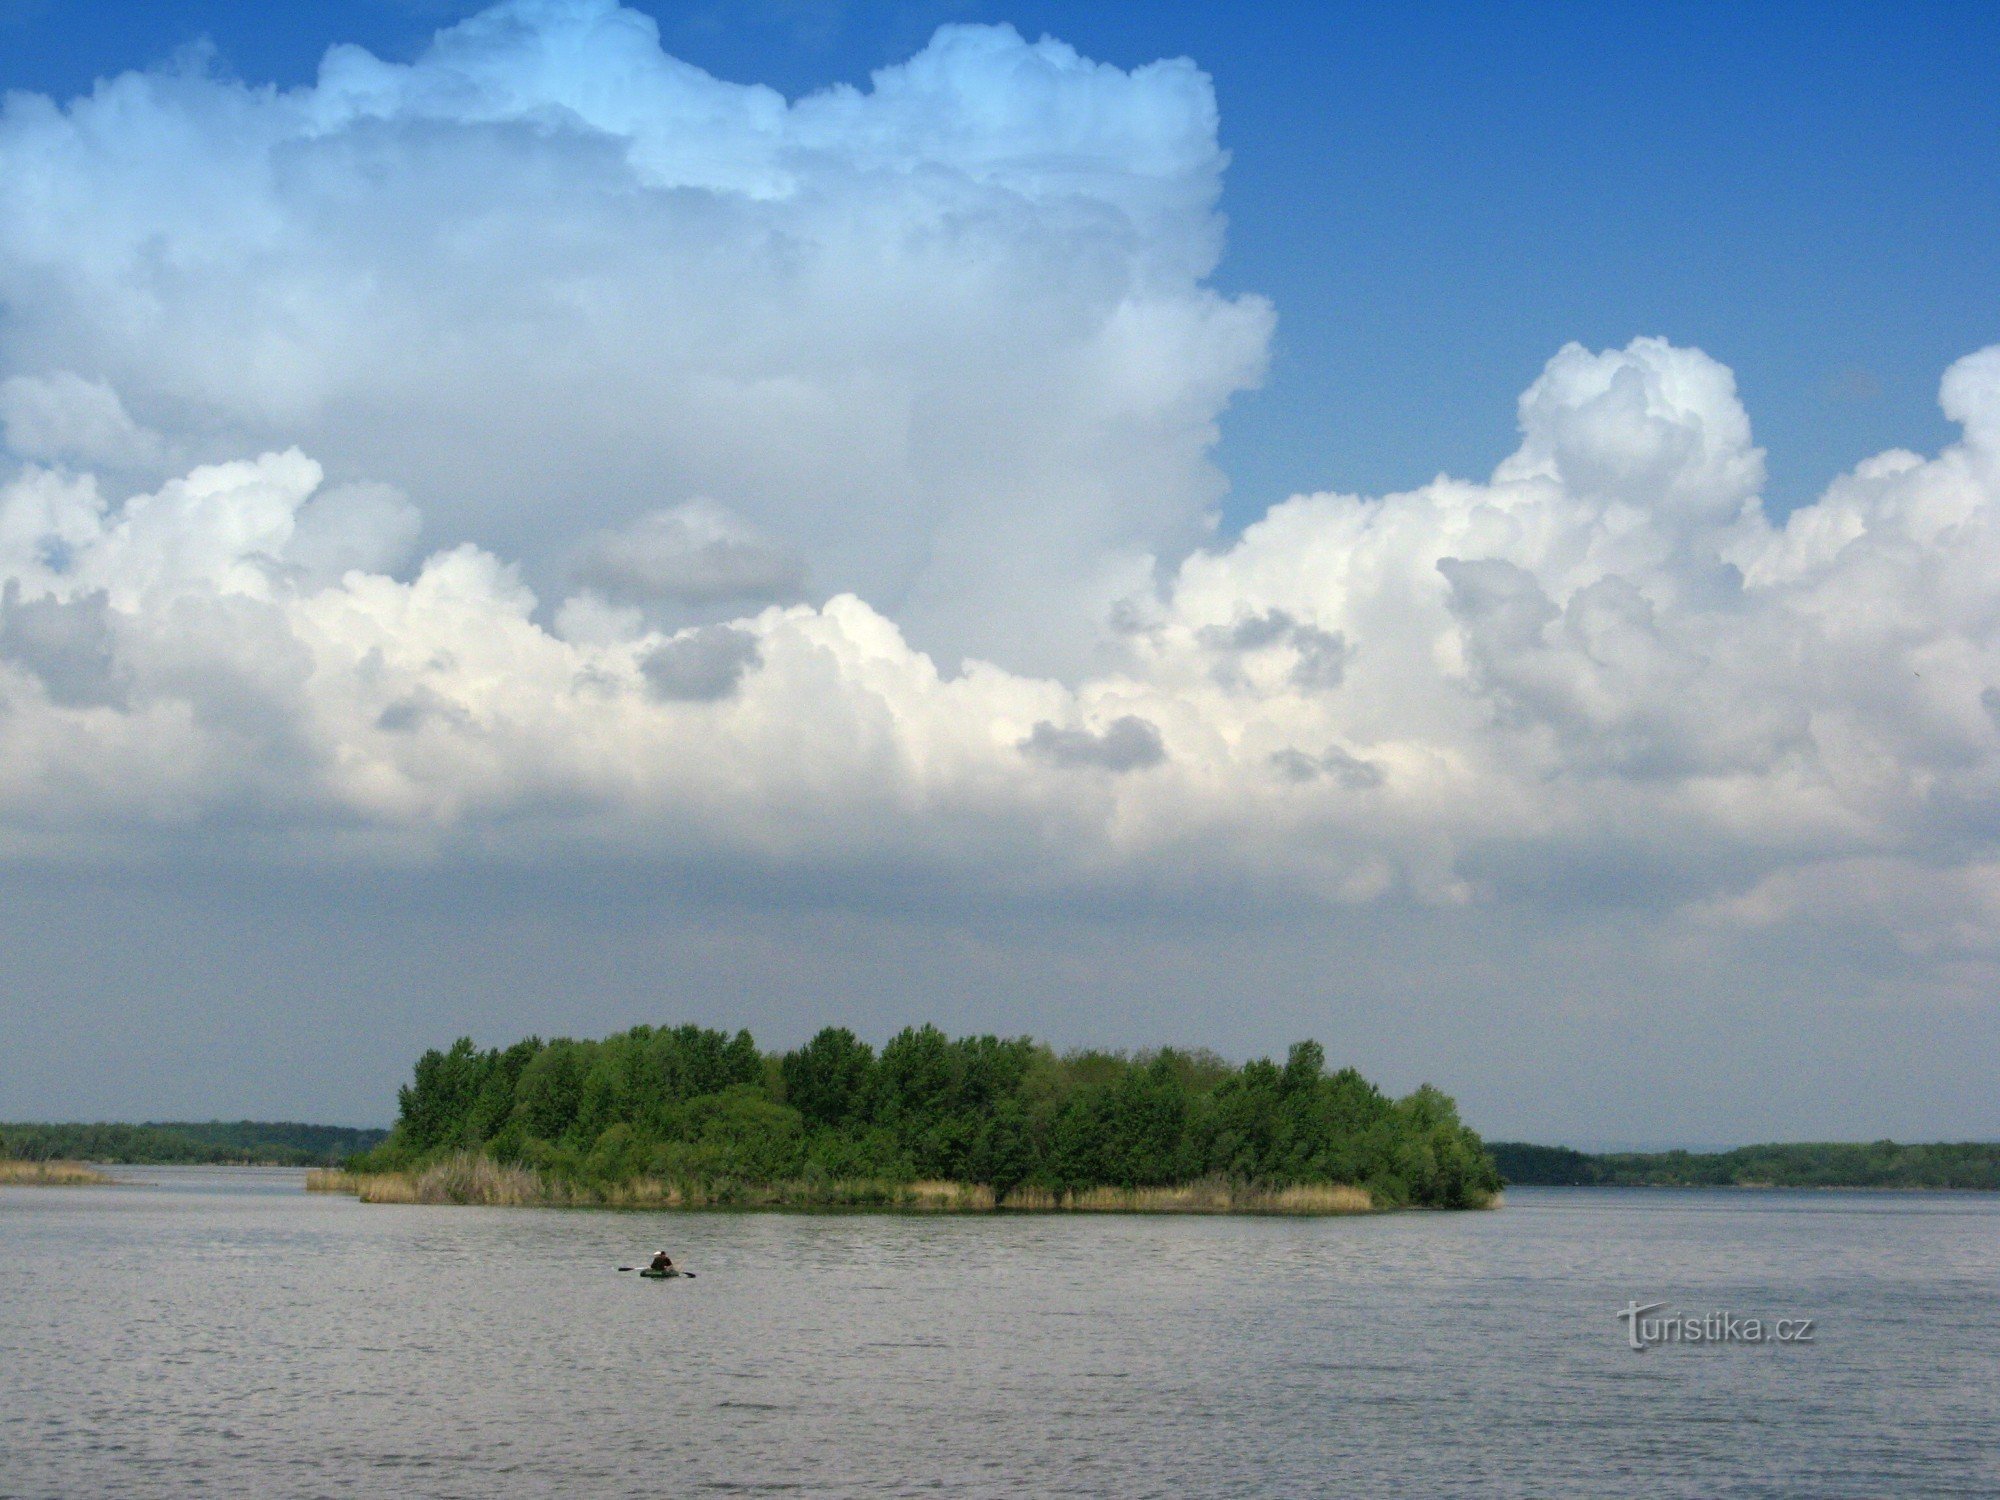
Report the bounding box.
[327,1024,1501,1213]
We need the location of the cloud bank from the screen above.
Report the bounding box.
[0,0,1268,669]
[1,330,1998,962]
[0,1,1998,982]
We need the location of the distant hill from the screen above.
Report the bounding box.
[0,1121,388,1166]
[1489,1140,2000,1191]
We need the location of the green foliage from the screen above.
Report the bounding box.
[398,1038,486,1153]
[1488,1139,2000,1190]
[780,1027,876,1130]
[373,1023,1503,1209]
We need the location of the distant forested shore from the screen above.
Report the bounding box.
[0,1121,387,1167]
[1489,1140,2000,1190]
[327,1025,1501,1213]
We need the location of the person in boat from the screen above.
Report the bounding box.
[648,1250,674,1274]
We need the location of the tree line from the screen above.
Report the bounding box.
[0,1121,387,1166]
[360,1023,1500,1209]
[1488,1139,2000,1190]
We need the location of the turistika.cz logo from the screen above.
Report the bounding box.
[1617,1301,1817,1351]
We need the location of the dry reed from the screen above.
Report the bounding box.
[317,1158,1379,1214]
[1001,1178,1373,1214]
[353,1172,420,1204]
[0,1159,113,1186]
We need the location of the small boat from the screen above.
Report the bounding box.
[638,1267,681,1279]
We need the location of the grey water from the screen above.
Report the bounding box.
[2,1170,1996,1498]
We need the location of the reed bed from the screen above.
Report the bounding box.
[352,1172,421,1204]
[341,1154,555,1205]
[324,1161,999,1211]
[0,1159,113,1186]
[320,1156,1383,1214]
[904,1179,997,1211]
[999,1179,1374,1214]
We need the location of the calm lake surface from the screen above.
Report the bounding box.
[2,1170,1996,1498]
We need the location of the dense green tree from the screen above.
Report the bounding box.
[470,1039,541,1153]
[781,1028,876,1129]
[398,1038,486,1153]
[1206,1057,1284,1180]
[973,1099,1035,1199]
[1102,1053,1192,1186]
[514,1040,586,1143]
[366,1023,1506,1209]
[1043,1085,1112,1192]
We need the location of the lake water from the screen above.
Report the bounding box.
[2,1169,1995,1498]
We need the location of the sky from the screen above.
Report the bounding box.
[0,0,1996,1143]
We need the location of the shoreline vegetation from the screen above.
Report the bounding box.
[328,1024,1502,1214]
[0,1159,113,1186]
[0,1121,386,1167]
[308,1156,1378,1214]
[1490,1140,2000,1191]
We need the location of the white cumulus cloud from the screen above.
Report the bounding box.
[0,3,1994,979]
[0,334,1993,965]
[0,1,1269,672]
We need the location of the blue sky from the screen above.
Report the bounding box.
[3,1,1995,524]
[1,1,1998,1139]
